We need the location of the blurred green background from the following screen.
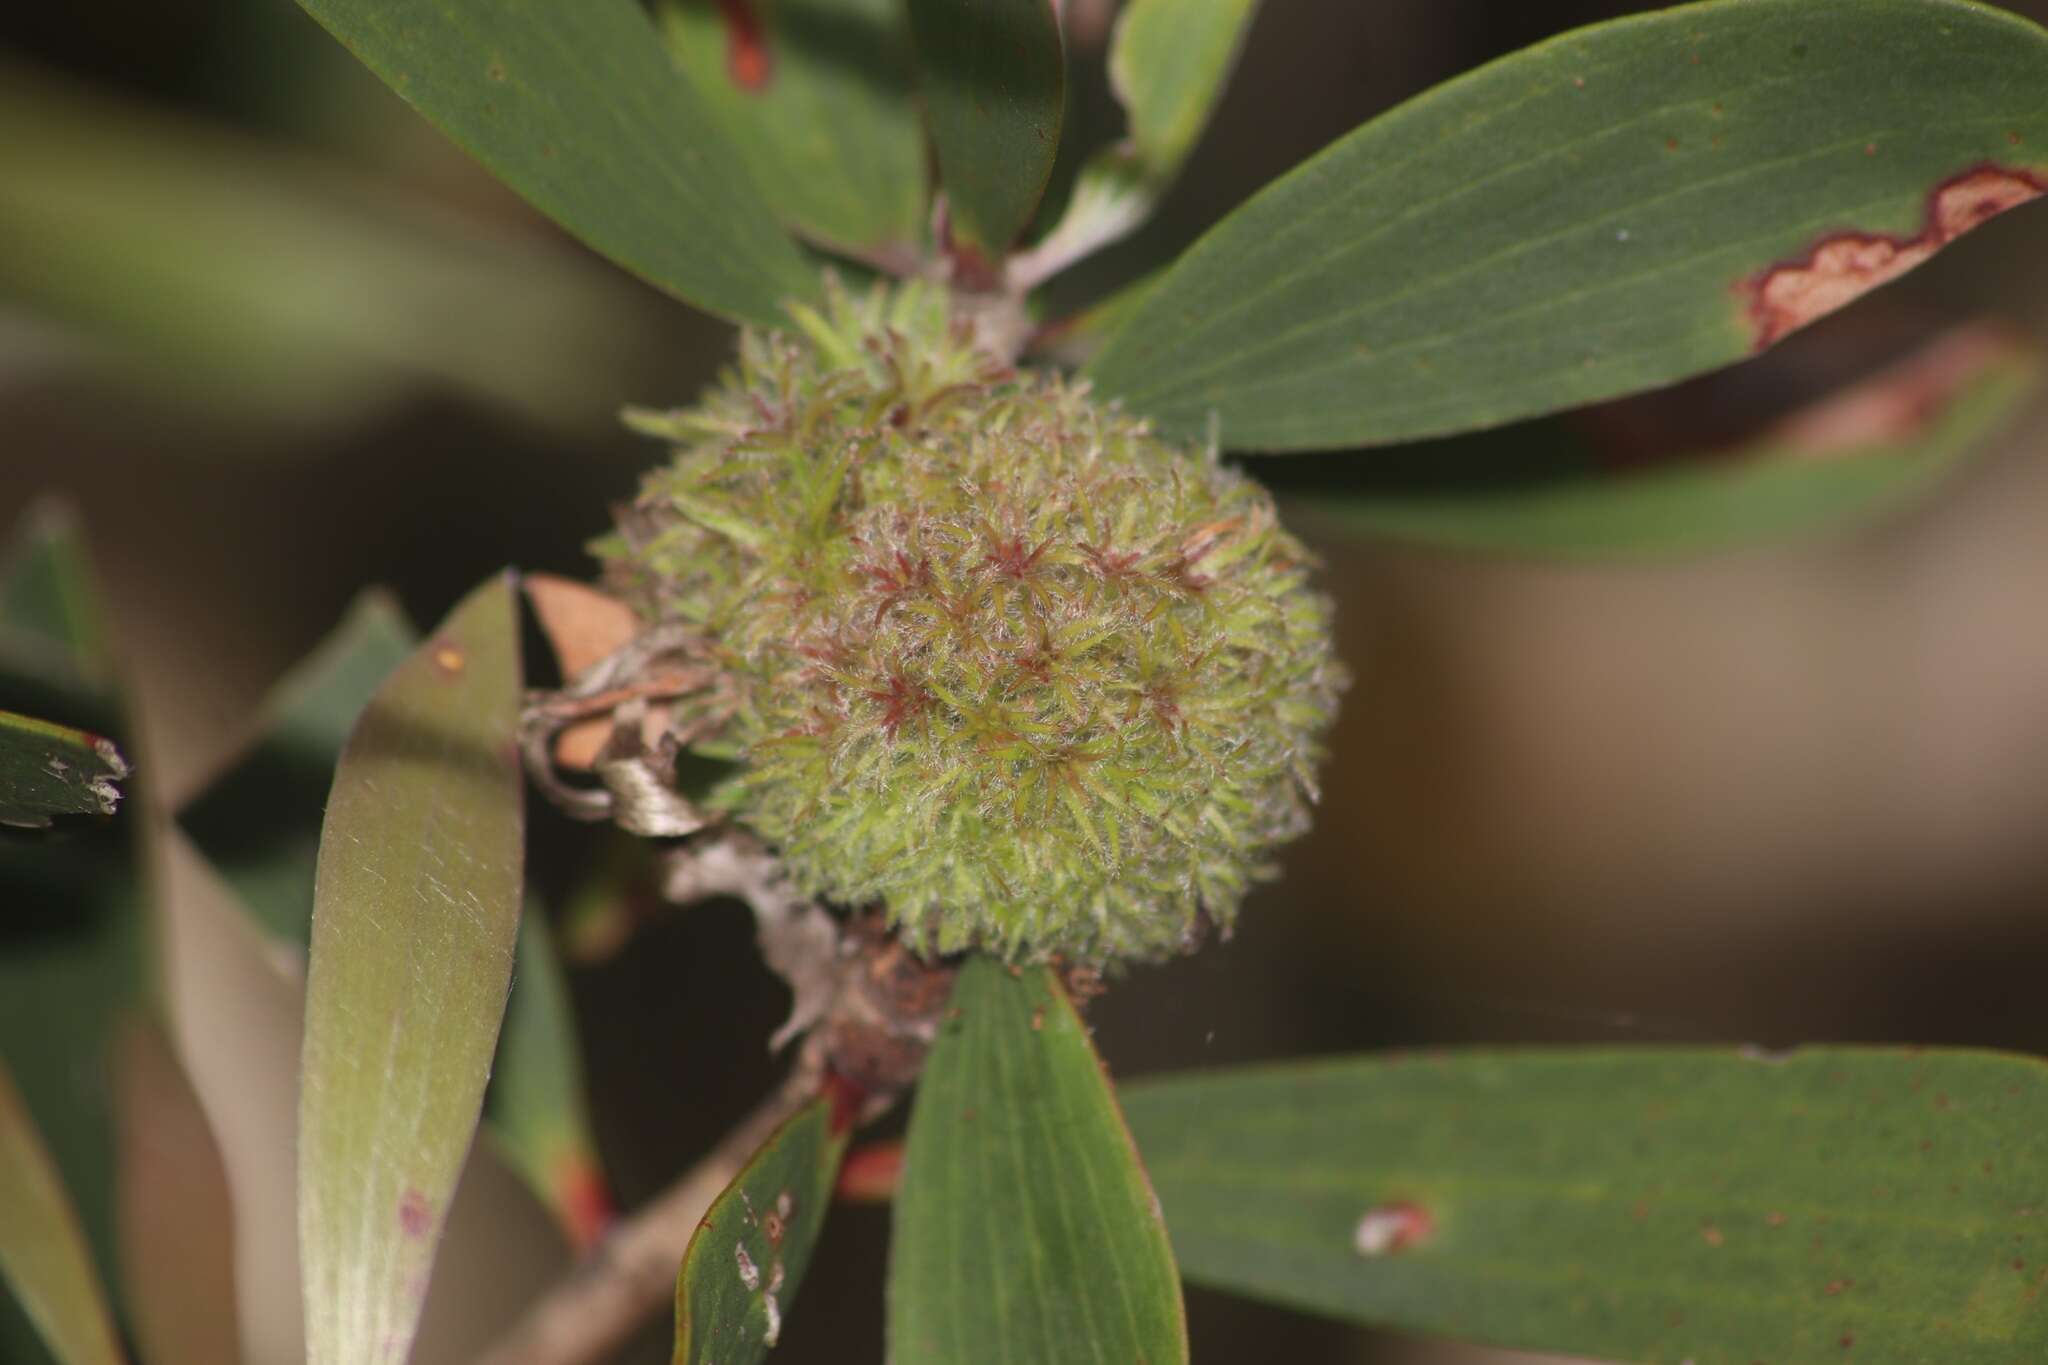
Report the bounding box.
[6,1,2048,1362]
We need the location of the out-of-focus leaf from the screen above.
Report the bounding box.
[113,1018,240,1365]
[888,956,1186,1365]
[907,0,1064,257]
[1012,0,1255,291]
[488,914,613,1252]
[673,1089,851,1365]
[1109,0,1256,185]
[297,574,525,1365]
[179,591,414,947]
[0,60,695,435]
[0,709,128,830]
[1087,0,2048,450]
[0,1055,125,1365]
[1123,1047,2048,1365]
[288,0,817,328]
[180,588,609,1249]
[1299,324,2041,557]
[0,505,143,1365]
[0,502,109,686]
[653,0,925,261]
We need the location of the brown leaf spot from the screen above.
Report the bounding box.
[1744,164,2048,351]
[718,0,773,91]
[1701,1222,1726,1248]
[1740,164,2048,351]
[1825,1277,1855,1296]
[1353,1201,1433,1256]
[1766,1210,1789,1227]
[398,1188,433,1238]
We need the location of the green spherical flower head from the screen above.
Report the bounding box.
[601,279,1343,965]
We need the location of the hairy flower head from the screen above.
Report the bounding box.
[600,280,1342,964]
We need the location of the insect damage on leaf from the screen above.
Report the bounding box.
[1740,163,2048,351]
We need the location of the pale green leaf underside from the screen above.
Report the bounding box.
[0,709,126,829]
[1305,325,2041,557]
[907,0,1065,253]
[1088,0,2048,450]
[290,0,817,327]
[889,958,1186,1365]
[0,1060,123,1365]
[673,1092,848,1365]
[1122,1047,2048,1364]
[655,0,926,257]
[297,574,525,1365]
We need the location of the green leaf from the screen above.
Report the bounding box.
[1108,0,1257,185]
[1296,324,2041,557]
[182,590,609,1251]
[0,502,110,686]
[0,710,128,830]
[0,57,696,436]
[1009,0,1257,290]
[888,957,1186,1365]
[0,1055,125,1365]
[297,574,525,1365]
[289,0,818,327]
[1123,1047,2048,1364]
[653,0,926,260]
[489,913,612,1252]
[1087,0,2048,451]
[0,506,143,1365]
[180,591,415,947]
[907,0,1065,256]
[673,1089,851,1365]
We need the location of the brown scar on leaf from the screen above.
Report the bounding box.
[397,1188,433,1238]
[718,0,773,91]
[1759,321,2033,459]
[1740,163,2048,351]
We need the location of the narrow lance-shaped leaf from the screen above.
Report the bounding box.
[1296,323,2041,557]
[653,0,926,261]
[297,573,525,1365]
[0,505,144,1365]
[112,1018,241,1365]
[0,709,128,830]
[183,590,611,1246]
[489,913,613,1252]
[1088,0,2048,450]
[673,1088,853,1365]
[907,0,1064,259]
[289,0,818,327]
[888,956,1187,1365]
[1012,0,1257,290]
[0,57,691,436]
[179,591,415,947]
[0,1057,124,1365]
[1123,1047,2048,1365]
